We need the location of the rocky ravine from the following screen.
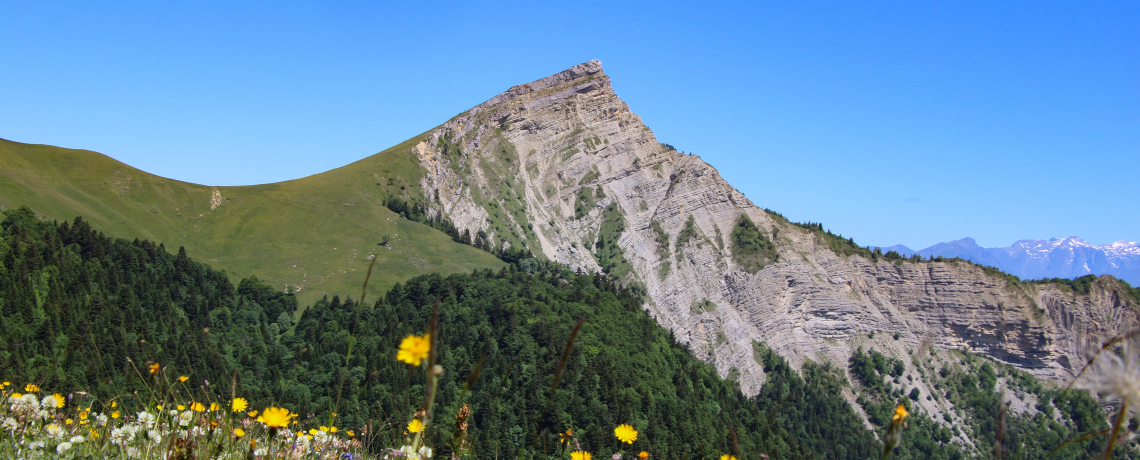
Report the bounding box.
[409,60,1140,403]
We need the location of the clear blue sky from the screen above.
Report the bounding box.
[2,1,1136,249]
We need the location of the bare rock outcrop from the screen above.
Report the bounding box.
[408,60,1140,399]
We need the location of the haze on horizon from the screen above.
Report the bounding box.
[1,1,1136,250]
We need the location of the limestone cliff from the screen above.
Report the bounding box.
[409,60,1140,405]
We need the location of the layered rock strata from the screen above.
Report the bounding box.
[410,60,1139,399]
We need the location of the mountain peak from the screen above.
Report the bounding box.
[475,60,606,111]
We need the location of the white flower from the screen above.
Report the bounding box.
[254,447,268,456]
[56,442,72,454]
[400,445,422,459]
[137,411,156,428]
[69,435,85,443]
[96,413,109,425]
[190,426,207,437]
[178,410,193,427]
[148,430,162,443]
[35,409,50,420]
[2,417,16,430]
[40,397,58,410]
[419,446,434,458]
[295,433,311,449]
[44,423,64,438]
[314,430,331,443]
[126,446,141,458]
[110,427,130,443]
[1085,342,1140,414]
[12,393,38,413]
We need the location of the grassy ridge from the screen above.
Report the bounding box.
[0,137,504,305]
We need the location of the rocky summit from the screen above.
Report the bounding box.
[410,60,1139,403]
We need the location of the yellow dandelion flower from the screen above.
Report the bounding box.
[149,363,160,375]
[233,428,245,437]
[347,430,355,437]
[247,410,258,417]
[65,418,73,425]
[330,426,338,433]
[2,381,9,387]
[232,398,248,413]
[190,402,205,413]
[79,411,88,420]
[892,404,909,423]
[10,393,21,399]
[156,404,163,410]
[111,411,120,419]
[25,383,40,393]
[177,405,186,411]
[319,426,329,432]
[111,401,117,408]
[720,456,737,460]
[397,334,431,366]
[178,376,189,383]
[614,424,638,444]
[89,430,99,439]
[407,418,424,433]
[259,407,292,428]
[80,420,88,425]
[639,452,649,460]
[309,429,318,435]
[50,393,65,408]
[571,451,592,460]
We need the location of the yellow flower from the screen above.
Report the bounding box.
[397,334,431,366]
[149,363,160,375]
[10,393,21,399]
[259,407,293,428]
[330,427,337,433]
[571,451,592,460]
[49,393,65,408]
[79,411,88,420]
[407,418,424,433]
[247,410,258,417]
[614,424,638,444]
[309,429,318,435]
[209,403,219,411]
[65,418,73,425]
[2,381,9,387]
[233,428,245,437]
[231,396,249,412]
[720,456,737,460]
[347,430,354,437]
[156,405,163,410]
[178,405,186,411]
[190,402,206,413]
[639,452,649,460]
[892,404,909,423]
[111,411,120,419]
[178,376,189,383]
[89,430,99,439]
[111,401,117,408]
[25,383,40,393]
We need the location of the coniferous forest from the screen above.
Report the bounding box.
[0,206,1130,459]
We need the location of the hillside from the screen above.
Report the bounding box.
[0,136,504,304]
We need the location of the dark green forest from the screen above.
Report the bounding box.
[1,206,1133,459]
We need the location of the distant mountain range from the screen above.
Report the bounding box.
[873,236,1140,285]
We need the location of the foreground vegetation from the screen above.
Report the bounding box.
[2,206,1137,459]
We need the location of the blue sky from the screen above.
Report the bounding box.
[2,1,1136,249]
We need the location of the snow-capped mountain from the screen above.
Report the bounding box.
[873,237,1140,285]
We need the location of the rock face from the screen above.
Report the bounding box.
[411,60,1140,397]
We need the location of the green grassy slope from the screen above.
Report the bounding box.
[0,136,505,305]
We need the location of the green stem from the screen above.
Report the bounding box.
[1103,401,1127,459]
